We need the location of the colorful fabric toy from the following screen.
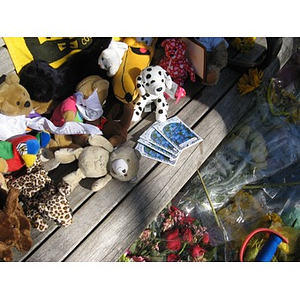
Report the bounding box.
[0,135,41,173]
[48,75,109,149]
[159,38,196,87]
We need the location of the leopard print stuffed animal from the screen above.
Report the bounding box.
[7,155,73,232]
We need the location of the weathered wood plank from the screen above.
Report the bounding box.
[0,46,15,76]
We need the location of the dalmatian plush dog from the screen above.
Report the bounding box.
[132,65,173,123]
[159,38,196,87]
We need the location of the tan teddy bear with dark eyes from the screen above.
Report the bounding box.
[0,73,33,117]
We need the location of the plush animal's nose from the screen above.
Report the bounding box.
[125,93,133,103]
[24,101,31,107]
[156,87,163,92]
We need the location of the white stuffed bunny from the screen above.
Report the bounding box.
[98,39,128,77]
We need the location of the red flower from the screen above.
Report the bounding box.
[189,244,206,258]
[169,206,185,222]
[183,215,196,224]
[165,228,181,251]
[202,233,210,244]
[167,253,181,262]
[181,228,193,243]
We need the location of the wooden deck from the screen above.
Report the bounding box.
[1,37,298,262]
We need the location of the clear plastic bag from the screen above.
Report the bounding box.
[172,77,300,260]
[178,91,300,213]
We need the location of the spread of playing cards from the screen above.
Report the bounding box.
[135,116,203,165]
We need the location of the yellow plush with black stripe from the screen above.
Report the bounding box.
[112,37,157,104]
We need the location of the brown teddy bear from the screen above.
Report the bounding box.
[0,185,33,262]
[0,72,55,116]
[54,135,141,192]
[0,73,33,117]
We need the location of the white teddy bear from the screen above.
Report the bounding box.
[132,65,173,123]
[98,39,128,77]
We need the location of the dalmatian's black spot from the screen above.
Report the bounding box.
[158,109,164,114]
[147,67,152,72]
[137,102,141,106]
[137,76,141,81]
[138,106,142,111]
[145,93,150,97]
[135,111,140,116]
[162,103,165,107]
[157,98,162,103]
[146,83,149,86]
[146,74,151,79]
[137,83,141,88]
[161,79,164,82]
[158,71,162,76]
[142,95,147,100]
[150,80,155,84]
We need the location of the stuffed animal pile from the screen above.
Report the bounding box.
[0,37,229,260]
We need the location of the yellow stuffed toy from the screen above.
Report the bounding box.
[112,37,157,104]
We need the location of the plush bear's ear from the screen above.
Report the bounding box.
[179,39,187,51]
[4,187,19,216]
[5,73,20,85]
[161,39,168,48]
